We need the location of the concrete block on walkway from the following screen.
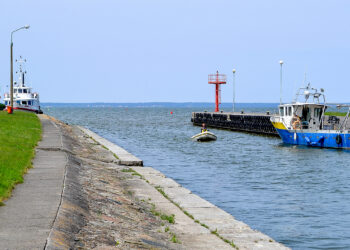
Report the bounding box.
[171,193,216,208]
[77,126,143,166]
[162,186,192,200]
[145,175,181,188]
[132,167,164,176]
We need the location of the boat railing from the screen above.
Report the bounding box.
[337,107,350,133]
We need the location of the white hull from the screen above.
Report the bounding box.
[191,131,217,141]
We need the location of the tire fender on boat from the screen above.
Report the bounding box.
[336,134,342,144]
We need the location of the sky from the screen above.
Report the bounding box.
[1,0,350,103]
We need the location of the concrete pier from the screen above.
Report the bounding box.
[130,167,289,250]
[77,126,143,166]
[192,111,278,136]
[78,126,289,249]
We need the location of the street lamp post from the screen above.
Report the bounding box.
[279,60,284,105]
[232,69,236,113]
[9,25,30,114]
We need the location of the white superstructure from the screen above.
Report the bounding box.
[4,57,42,114]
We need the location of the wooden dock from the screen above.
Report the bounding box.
[191,111,278,136]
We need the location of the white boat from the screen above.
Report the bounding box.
[4,57,43,114]
[270,83,350,149]
[191,131,217,141]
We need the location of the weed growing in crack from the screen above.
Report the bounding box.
[132,172,142,178]
[170,233,180,243]
[122,168,134,173]
[184,210,194,219]
[160,214,175,224]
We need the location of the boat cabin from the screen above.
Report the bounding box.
[279,103,327,130]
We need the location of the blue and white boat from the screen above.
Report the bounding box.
[271,84,350,149]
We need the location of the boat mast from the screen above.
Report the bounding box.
[16,56,26,87]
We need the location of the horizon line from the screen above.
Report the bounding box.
[41,101,280,104]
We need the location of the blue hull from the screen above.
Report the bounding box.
[276,129,350,149]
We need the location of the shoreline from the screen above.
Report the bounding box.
[72,122,288,249]
[0,114,289,249]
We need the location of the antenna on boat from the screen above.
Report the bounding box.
[16,56,26,71]
[279,60,284,105]
[15,56,27,87]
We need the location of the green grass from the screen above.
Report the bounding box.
[160,213,175,224]
[170,233,180,243]
[150,203,175,224]
[121,168,134,172]
[325,112,348,116]
[0,111,41,202]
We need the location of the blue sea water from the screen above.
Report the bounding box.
[43,103,350,250]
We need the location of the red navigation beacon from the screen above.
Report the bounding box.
[208,71,227,112]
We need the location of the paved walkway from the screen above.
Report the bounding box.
[0,115,67,250]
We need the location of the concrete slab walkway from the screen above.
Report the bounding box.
[0,115,67,250]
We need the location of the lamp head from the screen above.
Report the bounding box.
[232,69,236,73]
[279,60,284,65]
[24,25,30,29]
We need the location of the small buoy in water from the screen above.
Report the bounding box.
[170,111,173,114]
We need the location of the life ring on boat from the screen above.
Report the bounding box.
[336,134,342,144]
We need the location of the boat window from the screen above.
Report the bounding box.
[17,101,20,104]
[279,107,284,116]
[18,89,22,93]
[27,89,31,93]
[288,106,292,116]
[302,106,311,122]
[14,89,17,93]
[5,101,7,105]
[22,101,27,105]
[23,89,27,93]
[314,108,322,120]
[28,101,32,105]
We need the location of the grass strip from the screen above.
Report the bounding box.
[325,112,348,117]
[0,111,41,202]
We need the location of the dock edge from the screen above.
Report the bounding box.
[77,126,143,166]
[78,126,289,249]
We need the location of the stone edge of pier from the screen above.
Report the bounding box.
[79,126,289,250]
[77,126,143,166]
